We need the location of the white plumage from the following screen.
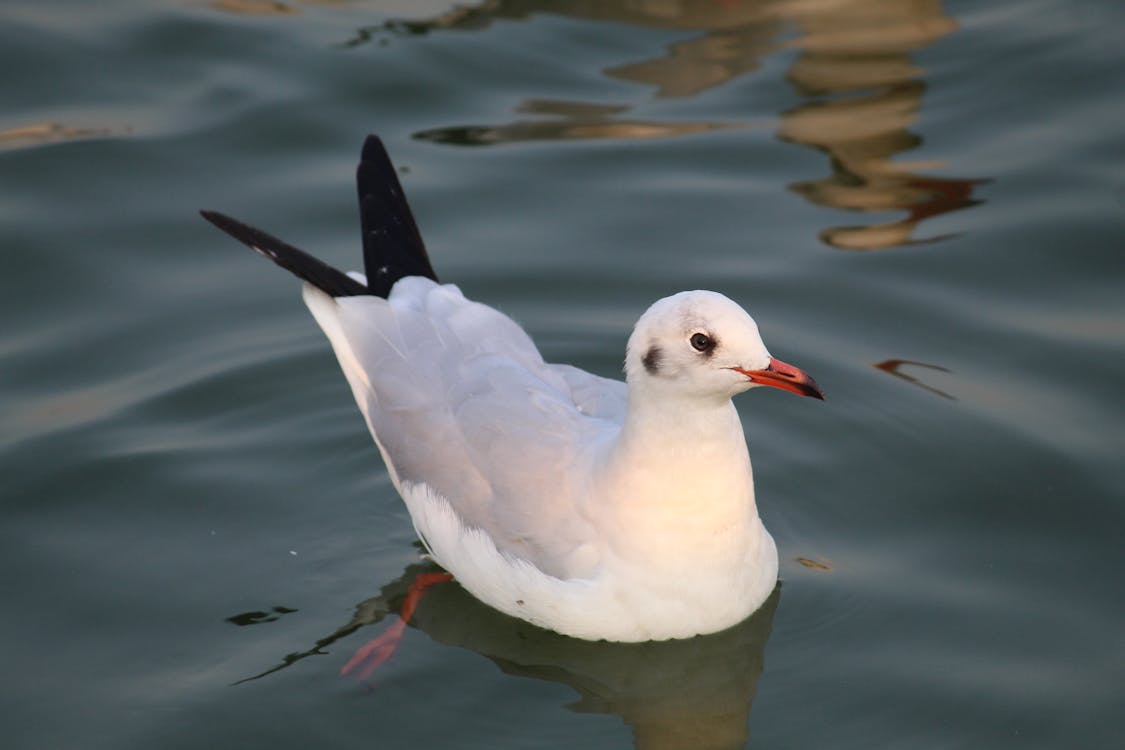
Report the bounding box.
[305,277,815,641]
[203,136,822,642]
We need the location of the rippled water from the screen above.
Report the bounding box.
[3,1,1123,748]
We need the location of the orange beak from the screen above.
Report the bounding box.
[730,357,824,400]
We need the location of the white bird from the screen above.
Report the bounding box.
[202,135,823,643]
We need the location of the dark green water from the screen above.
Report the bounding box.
[3,1,1123,748]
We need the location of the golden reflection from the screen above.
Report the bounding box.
[874,358,955,400]
[516,2,787,98]
[207,0,982,248]
[231,561,779,750]
[381,0,985,250]
[209,0,297,15]
[359,1,781,143]
[606,23,779,99]
[208,0,345,15]
[0,122,127,150]
[416,97,742,146]
[779,0,986,250]
[796,556,834,571]
[360,0,789,99]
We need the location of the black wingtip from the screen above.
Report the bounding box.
[200,210,370,298]
[361,134,390,164]
[357,135,439,297]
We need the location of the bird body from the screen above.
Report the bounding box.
[203,136,821,642]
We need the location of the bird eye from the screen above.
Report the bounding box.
[690,333,714,352]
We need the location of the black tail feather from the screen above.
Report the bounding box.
[200,210,369,298]
[357,135,439,297]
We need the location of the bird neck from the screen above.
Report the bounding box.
[594,391,761,576]
[606,391,756,511]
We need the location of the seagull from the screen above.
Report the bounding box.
[201,135,823,643]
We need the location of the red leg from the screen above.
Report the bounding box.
[340,572,454,682]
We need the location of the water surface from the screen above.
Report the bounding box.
[2,1,1123,748]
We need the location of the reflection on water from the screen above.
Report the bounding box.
[796,556,834,571]
[225,606,300,626]
[444,1,788,99]
[780,0,987,249]
[415,98,741,146]
[0,122,129,151]
[207,0,985,248]
[367,0,987,250]
[231,562,779,750]
[207,0,988,247]
[373,1,782,144]
[208,0,350,15]
[209,0,298,15]
[874,358,956,400]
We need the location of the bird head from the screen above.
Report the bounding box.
[625,291,823,402]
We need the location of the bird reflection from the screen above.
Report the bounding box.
[231,561,779,750]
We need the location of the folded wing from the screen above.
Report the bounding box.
[305,277,624,578]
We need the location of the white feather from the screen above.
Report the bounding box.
[304,278,783,641]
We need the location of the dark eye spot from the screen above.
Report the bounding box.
[690,332,715,353]
[642,345,663,375]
